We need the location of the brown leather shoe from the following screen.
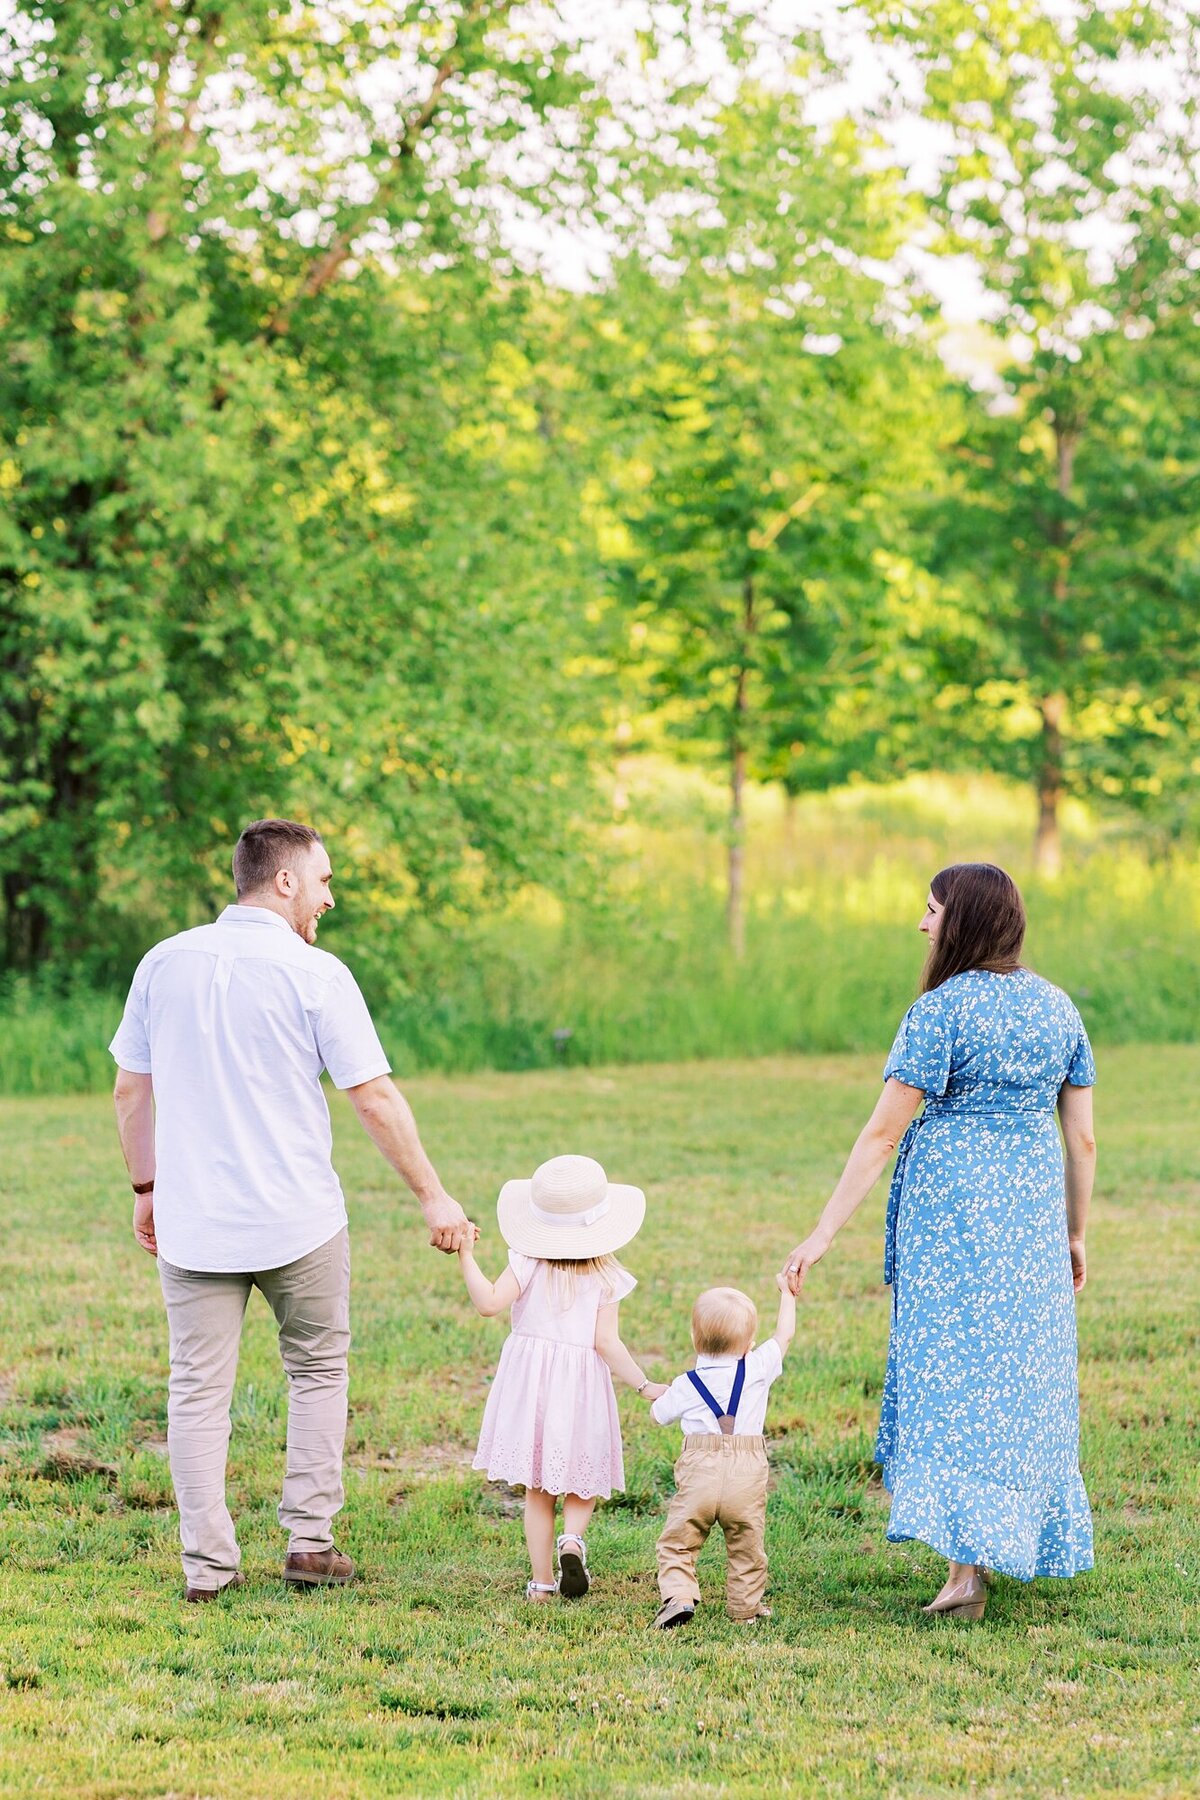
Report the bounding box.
[282,1546,355,1587]
[184,1572,245,1604]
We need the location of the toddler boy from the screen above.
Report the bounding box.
[647,1275,796,1627]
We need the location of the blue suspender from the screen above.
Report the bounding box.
[685,1357,746,1435]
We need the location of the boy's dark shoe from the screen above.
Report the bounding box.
[653,1597,695,1629]
[185,1572,245,1604]
[282,1547,356,1587]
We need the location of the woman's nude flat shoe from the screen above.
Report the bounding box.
[922,1579,987,1621]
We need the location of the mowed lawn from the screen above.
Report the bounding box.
[1,1048,1197,1800]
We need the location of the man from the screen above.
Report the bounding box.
[110,818,474,1602]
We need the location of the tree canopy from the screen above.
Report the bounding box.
[2,0,1198,972]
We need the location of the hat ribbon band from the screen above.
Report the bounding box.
[529,1196,611,1228]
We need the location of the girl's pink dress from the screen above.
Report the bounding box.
[473,1252,636,1499]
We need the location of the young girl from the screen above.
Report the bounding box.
[459,1153,665,1602]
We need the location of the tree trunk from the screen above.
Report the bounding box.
[728,737,747,960]
[2,872,49,971]
[1034,692,1066,879]
[1033,419,1076,876]
[727,575,756,960]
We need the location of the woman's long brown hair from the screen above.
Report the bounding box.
[919,863,1027,994]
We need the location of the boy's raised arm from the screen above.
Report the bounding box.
[772,1273,798,1355]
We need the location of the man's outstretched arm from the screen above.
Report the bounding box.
[346,1074,475,1252]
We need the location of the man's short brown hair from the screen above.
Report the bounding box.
[232,819,324,898]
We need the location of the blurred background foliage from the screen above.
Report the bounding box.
[1,0,1198,1085]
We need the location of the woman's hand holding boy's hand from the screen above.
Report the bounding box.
[641,1382,669,1402]
[782,1228,830,1296]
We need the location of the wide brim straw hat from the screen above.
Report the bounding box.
[497,1154,646,1260]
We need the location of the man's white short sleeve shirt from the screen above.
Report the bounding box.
[651,1339,784,1437]
[109,906,391,1272]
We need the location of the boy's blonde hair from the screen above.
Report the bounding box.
[544,1253,627,1309]
[691,1286,757,1356]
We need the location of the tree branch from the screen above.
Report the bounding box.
[263,0,507,339]
[748,482,825,552]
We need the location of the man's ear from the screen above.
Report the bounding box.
[275,866,293,896]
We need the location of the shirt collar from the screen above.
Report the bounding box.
[695,1352,743,1368]
[219,904,293,934]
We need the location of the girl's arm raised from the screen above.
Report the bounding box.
[458,1245,522,1317]
[594,1302,665,1396]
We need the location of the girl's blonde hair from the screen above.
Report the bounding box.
[543,1252,627,1309]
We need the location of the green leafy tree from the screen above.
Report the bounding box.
[864,0,1200,873]
[591,83,945,953]
[0,0,720,971]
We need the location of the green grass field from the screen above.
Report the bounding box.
[2,1049,1198,1798]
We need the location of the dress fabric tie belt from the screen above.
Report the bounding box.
[883,1103,1053,1286]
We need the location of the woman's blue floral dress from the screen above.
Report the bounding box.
[876,967,1096,1580]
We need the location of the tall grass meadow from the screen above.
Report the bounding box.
[4,769,1197,1095]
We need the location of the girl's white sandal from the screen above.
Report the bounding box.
[556,1534,590,1599]
[524,1580,558,1603]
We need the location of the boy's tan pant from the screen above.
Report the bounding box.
[157,1228,351,1591]
[656,1434,770,1619]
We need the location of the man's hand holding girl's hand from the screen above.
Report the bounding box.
[423,1190,479,1254]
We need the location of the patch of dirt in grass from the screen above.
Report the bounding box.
[482,1480,523,1519]
[349,1440,475,1478]
[38,1427,117,1484]
[119,1478,174,1511]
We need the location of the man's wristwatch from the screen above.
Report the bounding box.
[131,1179,155,1194]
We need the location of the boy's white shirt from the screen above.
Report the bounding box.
[651,1338,784,1437]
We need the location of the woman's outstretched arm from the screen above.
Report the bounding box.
[781,1078,924,1294]
[1058,1082,1096,1293]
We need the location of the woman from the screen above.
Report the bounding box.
[784,863,1097,1619]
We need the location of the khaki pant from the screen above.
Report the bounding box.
[656,1434,770,1619]
[157,1228,351,1589]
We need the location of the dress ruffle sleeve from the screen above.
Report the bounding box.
[603,1265,637,1303]
[884,990,954,1097]
[1065,1021,1097,1086]
[507,1250,541,1291]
